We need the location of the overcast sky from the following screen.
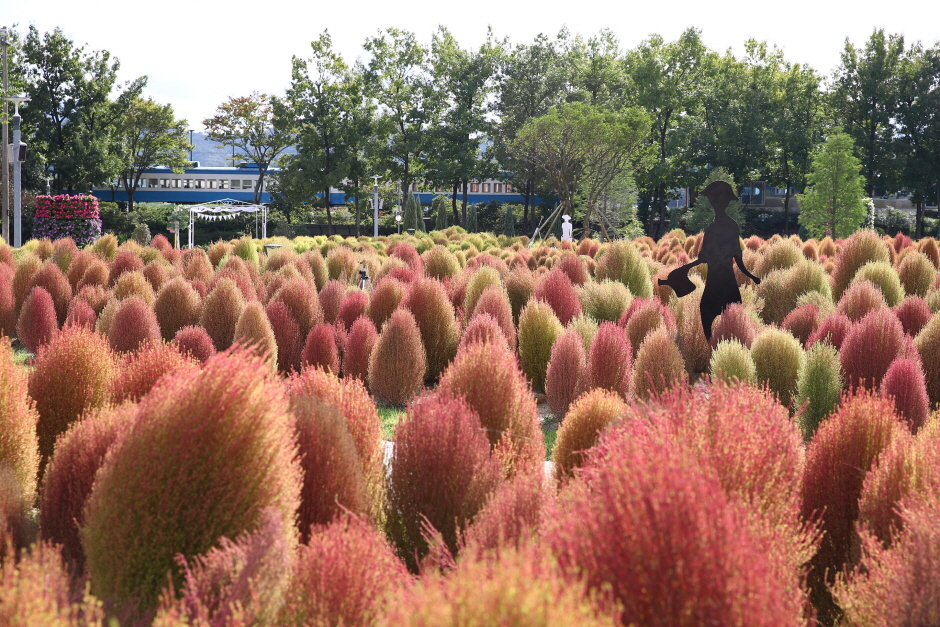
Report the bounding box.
[5,0,939,131]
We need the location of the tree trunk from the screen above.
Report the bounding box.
[654,184,667,240]
[452,183,460,227]
[916,201,924,239]
[324,187,334,236]
[461,180,468,228]
[783,183,791,236]
[582,204,592,240]
[523,179,531,235]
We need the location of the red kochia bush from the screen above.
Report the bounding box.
[342,315,378,384]
[279,514,409,627]
[386,392,503,571]
[367,276,405,331]
[28,326,115,473]
[894,295,932,337]
[336,290,369,333]
[26,261,72,326]
[460,470,549,556]
[880,357,930,431]
[171,325,216,363]
[806,310,853,350]
[556,253,589,286]
[0,264,14,338]
[64,297,96,330]
[585,321,632,401]
[271,277,322,339]
[545,327,587,419]
[620,297,677,357]
[109,343,199,404]
[368,308,426,406]
[141,260,169,292]
[107,294,162,353]
[66,249,96,290]
[81,348,302,621]
[545,418,806,626]
[840,307,911,391]
[108,249,144,286]
[800,389,907,624]
[319,279,347,325]
[469,284,517,349]
[199,277,246,352]
[154,277,202,341]
[401,277,460,381]
[302,322,341,375]
[265,300,302,374]
[836,279,887,322]
[39,403,137,573]
[534,268,581,326]
[632,326,687,401]
[287,395,369,542]
[460,312,510,352]
[16,286,58,353]
[436,341,544,477]
[0,337,40,507]
[781,302,820,346]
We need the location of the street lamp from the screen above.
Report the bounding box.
[6,96,29,247]
[1,27,10,244]
[371,175,381,238]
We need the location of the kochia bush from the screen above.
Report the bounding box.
[553,389,626,482]
[751,327,804,409]
[16,286,58,353]
[153,277,202,342]
[368,308,426,406]
[107,294,162,353]
[402,277,460,381]
[584,321,632,401]
[544,327,587,420]
[171,325,216,363]
[109,342,198,404]
[632,326,687,401]
[517,299,564,393]
[0,337,40,507]
[199,277,246,352]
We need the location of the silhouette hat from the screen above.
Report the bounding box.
[700,181,738,212]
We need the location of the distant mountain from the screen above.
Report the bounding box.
[188,132,296,168]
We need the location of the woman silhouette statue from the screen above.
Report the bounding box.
[658,181,761,340]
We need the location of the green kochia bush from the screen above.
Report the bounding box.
[81,348,302,621]
[593,240,653,299]
[794,342,844,439]
[517,299,564,394]
[709,339,757,385]
[751,327,803,409]
[368,308,426,406]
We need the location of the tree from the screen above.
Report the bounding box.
[897,43,940,238]
[363,29,439,210]
[338,63,380,236]
[623,28,713,238]
[565,29,627,108]
[830,29,907,196]
[797,130,868,238]
[684,168,742,232]
[510,102,650,239]
[21,25,145,193]
[203,92,291,204]
[427,27,501,227]
[115,98,191,212]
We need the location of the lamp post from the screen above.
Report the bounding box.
[371,175,381,238]
[1,27,10,245]
[7,97,29,247]
[188,129,194,163]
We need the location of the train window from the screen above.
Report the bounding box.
[195,180,204,189]
[243,180,253,190]
[494,183,502,193]
[172,180,181,188]
[220,180,230,189]
[161,179,170,188]
[150,179,159,188]
[230,180,240,189]
[482,183,490,192]
[209,180,218,189]
[506,184,513,193]
[470,183,479,193]
[183,179,192,189]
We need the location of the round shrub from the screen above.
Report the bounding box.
[620,297,677,358]
[77,259,110,291]
[841,307,909,391]
[794,341,844,439]
[74,283,109,315]
[64,297,97,331]
[553,389,625,482]
[90,233,119,261]
[343,315,378,384]
[422,245,460,280]
[709,302,759,349]
[26,261,72,326]
[326,245,359,283]
[318,279,346,325]
[517,299,563,393]
[436,341,544,477]
[81,348,302,621]
[336,290,369,334]
[368,308,426,406]
[112,270,156,306]
[594,239,653,299]
[709,338,757,385]
[898,250,936,297]
[108,249,144,287]
[915,314,940,407]
[632,326,687,401]
[470,284,516,349]
[579,279,633,323]
[880,357,930,432]
[462,266,502,321]
[171,325,216,363]
[534,268,581,326]
[108,294,161,354]
[504,266,535,324]
[0,337,40,506]
[0,264,14,338]
[402,277,460,381]
[302,250,329,290]
[585,321,632,401]
[180,248,214,284]
[386,391,503,571]
[757,259,831,326]
[16,286,58,353]
[556,253,589,286]
[460,312,510,352]
[231,236,259,267]
[265,300,302,374]
[757,237,803,276]
[831,229,891,300]
[272,277,323,339]
[302,323,340,375]
[894,295,932,337]
[199,277,246,352]
[460,469,548,556]
[233,300,278,369]
[28,326,115,475]
[367,277,405,331]
[153,277,202,342]
[12,253,42,316]
[671,276,712,373]
[279,514,409,627]
[780,302,820,346]
[110,343,198,404]
[800,389,907,624]
[544,327,586,420]
[751,327,803,409]
[66,249,96,290]
[852,260,905,307]
[806,310,853,350]
[39,403,136,573]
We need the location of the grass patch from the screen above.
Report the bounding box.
[378,404,405,441]
[542,424,558,461]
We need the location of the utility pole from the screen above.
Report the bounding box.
[9,97,28,247]
[1,27,10,245]
[371,175,381,238]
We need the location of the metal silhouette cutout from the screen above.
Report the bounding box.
[658,181,761,340]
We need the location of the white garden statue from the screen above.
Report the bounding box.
[561,214,573,241]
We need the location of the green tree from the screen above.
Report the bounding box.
[623,28,712,238]
[339,63,380,236]
[21,25,145,193]
[502,202,516,237]
[115,98,191,212]
[684,168,743,233]
[433,194,449,230]
[402,191,424,232]
[427,27,501,228]
[363,29,439,210]
[830,29,907,196]
[565,29,627,108]
[797,130,868,238]
[203,92,291,204]
[510,102,650,239]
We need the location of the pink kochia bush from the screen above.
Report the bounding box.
[301,322,340,375]
[342,315,378,384]
[171,325,216,363]
[265,300,303,373]
[545,415,807,626]
[879,357,930,431]
[107,294,162,353]
[840,307,912,391]
[109,342,199,404]
[386,391,502,571]
[585,321,632,401]
[534,268,581,326]
[544,327,587,419]
[16,286,58,353]
[81,348,302,621]
[368,308,426,406]
[401,277,460,382]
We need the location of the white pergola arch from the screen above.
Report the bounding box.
[186,199,267,248]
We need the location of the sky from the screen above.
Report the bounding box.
[5,0,939,131]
